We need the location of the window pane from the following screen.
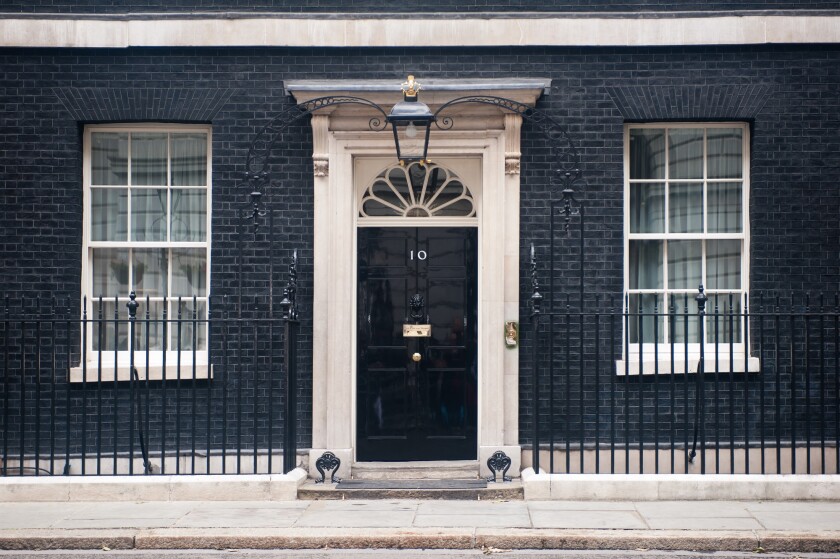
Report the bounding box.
[171,189,207,241]
[668,128,703,179]
[669,182,703,233]
[171,133,207,186]
[91,248,129,297]
[707,295,742,344]
[171,249,207,297]
[133,300,165,351]
[629,129,665,180]
[91,188,127,241]
[92,300,129,352]
[171,300,207,352]
[670,294,700,344]
[91,133,128,185]
[628,294,663,344]
[629,240,663,290]
[707,128,743,179]
[131,189,167,241]
[707,240,741,290]
[668,240,702,289]
[630,183,664,233]
[133,248,167,297]
[708,182,742,233]
[131,133,168,186]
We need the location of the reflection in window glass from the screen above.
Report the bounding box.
[668,128,703,180]
[91,133,128,185]
[708,182,742,233]
[91,188,128,242]
[131,133,168,186]
[131,189,167,242]
[668,240,702,289]
[629,129,665,180]
[630,183,664,233]
[171,190,207,241]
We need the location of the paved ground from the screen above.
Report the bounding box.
[0,500,838,552]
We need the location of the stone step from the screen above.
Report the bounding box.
[349,460,480,480]
[298,479,524,500]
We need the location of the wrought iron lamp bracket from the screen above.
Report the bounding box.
[244,96,390,233]
[279,250,299,321]
[529,244,543,317]
[434,95,583,185]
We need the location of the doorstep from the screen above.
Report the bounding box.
[298,477,524,500]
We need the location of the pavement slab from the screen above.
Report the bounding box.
[0,498,838,552]
[529,510,648,530]
[751,510,840,531]
[633,501,754,518]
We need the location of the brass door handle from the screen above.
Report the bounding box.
[411,352,422,362]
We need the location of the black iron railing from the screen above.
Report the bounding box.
[529,272,839,475]
[0,259,301,477]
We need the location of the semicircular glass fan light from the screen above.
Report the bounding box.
[360,162,476,218]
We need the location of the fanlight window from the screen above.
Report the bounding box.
[360,162,475,218]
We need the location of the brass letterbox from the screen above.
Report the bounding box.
[402,324,432,337]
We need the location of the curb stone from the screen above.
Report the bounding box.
[0,528,839,552]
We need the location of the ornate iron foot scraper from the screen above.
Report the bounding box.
[315,451,342,484]
[486,450,512,483]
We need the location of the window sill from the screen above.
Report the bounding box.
[69,364,212,383]
[615,356,760,376]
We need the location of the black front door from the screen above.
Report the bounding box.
[357,227,477,461]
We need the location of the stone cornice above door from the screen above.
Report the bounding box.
[284,78,550,131]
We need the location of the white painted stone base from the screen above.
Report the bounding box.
[479,446,522,479]
[522,473,840,501]
[308,448,352,481]
[0,468,308,502]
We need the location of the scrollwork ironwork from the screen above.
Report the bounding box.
[486,450,512,483]
[314,451,341,484]
[433,95,584,198]
[245,95,389,193]
[556,187,584,234]
[279,250,299,321]
[241,190,269,237]
[530,244,543,316]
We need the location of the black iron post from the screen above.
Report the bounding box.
[689,285,708,472]
[280,251,299,475]
[529,245,543,473]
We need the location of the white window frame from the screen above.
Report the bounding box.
[621,122,756,375]
[74,123,212,382]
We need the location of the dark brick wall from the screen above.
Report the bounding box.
[3,1,840,13]
[0,44,839,458]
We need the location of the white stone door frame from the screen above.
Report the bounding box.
[288,79,548,478]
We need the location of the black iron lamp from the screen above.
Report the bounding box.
[386,75,436,165]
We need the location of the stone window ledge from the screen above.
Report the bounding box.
[69,363,212,383]
[615,356,760,376]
